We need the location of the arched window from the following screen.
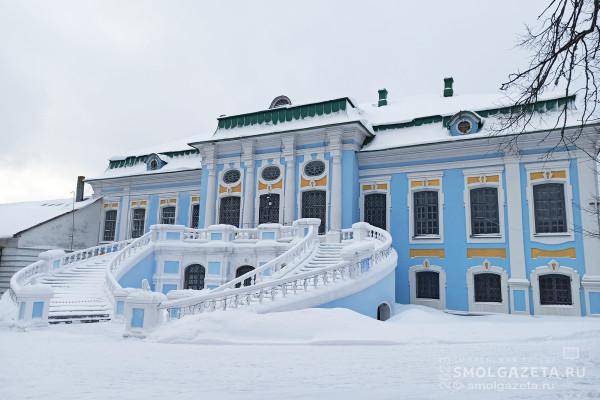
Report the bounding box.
[259,193,280,224]
[235,265,255,288]
[219,196,241,227]
[474,273,502,303]
[416,271,439,299]
[539,274,572,305]
[377,303,391,321]
[184,264,205,290]
[364,193,387,230]
[301,190,326,233]
[533,183,567,233]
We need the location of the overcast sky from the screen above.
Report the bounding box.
[0,0,548,203]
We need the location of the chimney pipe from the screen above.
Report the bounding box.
[443,77,454,97]
[378,88,388,107]
[76,176,85,202]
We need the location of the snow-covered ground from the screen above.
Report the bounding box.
[1,306,599,400]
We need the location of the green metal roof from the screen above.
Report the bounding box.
[372,95,576,132]
[108,148,199,170]
[217,97,354,130]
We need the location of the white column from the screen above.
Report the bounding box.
[283,136,296,225]
[504,156,530,314]
[328,133,342,232]
[241,140,255,228]
[203,147,217,227]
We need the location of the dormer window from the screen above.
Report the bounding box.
[146,153,166,171]
[447,111,483,136]
[457,120,472,134]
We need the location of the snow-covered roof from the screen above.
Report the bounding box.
[0,197,100,239]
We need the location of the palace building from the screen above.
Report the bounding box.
[6,78,600,328]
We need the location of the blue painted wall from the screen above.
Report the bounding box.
[319,270,395,318]
[119,252,156,290]
[146,195,159,232]
[177,192,191,226]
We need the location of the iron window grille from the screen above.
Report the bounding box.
[364,193,387,230]
[474,273,502,302]
[416,271,440,299]
[161,206,176,225]
[539,274,572,305]
[259,193,280,224]
[470,187,500,235]
[103,210,117,242]
[413,191,439,236]
[301,190,326,233]
[190,204,200,229]
[261,166,281,181]
[304,160,325,177]
[223,169,241,184]
[219,196,241,227]
[533,183,567,233]
[184,264,205,290]
[131,208,146,238]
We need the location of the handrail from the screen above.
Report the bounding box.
[211,224,318,292]
[105,231,154,300]
[8,239,133,303]
[160,223,393,317]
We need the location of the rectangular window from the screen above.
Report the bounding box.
[470,187,500,235]
[103,209,117,241]
[413,191,439,236]
[533,183,567,233]
[191,204,200,229]
[161,206,176,225]
[131,208,146,238]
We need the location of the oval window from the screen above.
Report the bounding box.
[457,120,472,134]
[223,169,241,184]
[304,160,325,177]
[261,166,281,181]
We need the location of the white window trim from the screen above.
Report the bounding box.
[408,172,444,244]
[530,261,581,316]
[359,176,391,231]
[409,261,446,310]
[466,263,509,314]
[463,169,505,243]
[525,162,574,244]
[297,155,329,231]
[255,162,284,225]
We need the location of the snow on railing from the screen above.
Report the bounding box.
[211,219,321,292]
[159,222,394,319]
[8,240,133,304]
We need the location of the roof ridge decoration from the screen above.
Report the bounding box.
[372,94,575,132]
[216,97,355,130]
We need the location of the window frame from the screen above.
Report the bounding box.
[102,208,118,242]
[532,183,568,235]
[466,264,509,313]
[160,205,177,225]
[130,207,147,239]
[525,163,573,245]
[255,162,284,226]
[359,178,391,232]
[408,173,444,243]
[463,170,505,243]
[409,261,446,310]
[189,195,200,229]
[530,262,581,316]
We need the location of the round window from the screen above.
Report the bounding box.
[261,166,281,181]
[223,169,241,184]
[304,160,325,177]
[457,120,472,134]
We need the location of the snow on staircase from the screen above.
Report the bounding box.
[294,242,344,274]
[40,253,117,323]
